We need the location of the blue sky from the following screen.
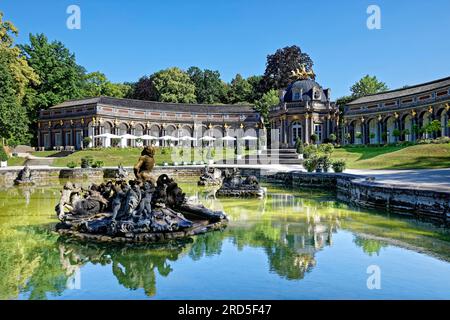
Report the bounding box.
[2,0,449,98]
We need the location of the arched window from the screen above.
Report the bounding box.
[291,121,302,145]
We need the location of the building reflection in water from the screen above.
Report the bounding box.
[56,189,348,294]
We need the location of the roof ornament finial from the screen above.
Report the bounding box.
[290,64,315,81]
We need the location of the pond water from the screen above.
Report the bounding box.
[0,181,449,300]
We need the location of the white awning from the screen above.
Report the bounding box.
[94,133,121,139]
[221,135,236,141]
[159,135,179,141]
[140,135,159,140]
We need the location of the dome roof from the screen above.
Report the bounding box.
[282,79,330,103]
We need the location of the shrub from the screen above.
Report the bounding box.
[111,138,121,147]
[392,129,401,139]
[303,156,318,173]
[355,132,362,139]
[318,143,334,155]
[369,132,376,140]
[303,144,317,159]
[328,133,337,143]
[0,145,8,162]
[83,137,92,148]
[92,160,104,168]
[67,161,77,168]
[80,156,94,168]
[332,159,346,173]
[318,154,332,172]
[310,134,319,144]
[295,137,304,154]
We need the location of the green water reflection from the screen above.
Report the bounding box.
[0,183,449,299]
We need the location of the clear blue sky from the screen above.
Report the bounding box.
[2,0,449,98]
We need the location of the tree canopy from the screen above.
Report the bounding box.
[148,67,197,103]
[0,12,38,145]
[262,45,314,91]
[350,75,389,98]
[187,67,227,104]
[82,71,132,98]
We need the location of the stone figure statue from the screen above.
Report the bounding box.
[116,164,129,180]
[132,181,155,219]
[14,165,33,185]
[217,168,265,198]
[198,166,223,186]
[134,146,156,182]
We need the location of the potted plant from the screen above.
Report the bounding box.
[111,138,121,148]
[80,156,94,168]
[392,129,401,142]
[328,133,337,144]
[83,136,92,149]
[332,159,347,173]
[403,129,411,141]
[319,155,332,173]
[369,132,376,143]
[0,145,8,167]
[295,137,304,159]
[303,156,318,173]
[310,134,319,145]
[355,132,362,144]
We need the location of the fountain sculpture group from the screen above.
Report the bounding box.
[198,167,266,198]
[56,146,228,243]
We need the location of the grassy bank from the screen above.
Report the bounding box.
[40,147,244,167]
[331,144,450,169]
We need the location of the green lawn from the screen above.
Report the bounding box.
[50,147,246,167]
[7,157,26,166]
[332,144,450,169]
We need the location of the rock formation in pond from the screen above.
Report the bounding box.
[198,166,223,186]
[216,168,266,198]
[55,147,228,243]
[14,165,34,185]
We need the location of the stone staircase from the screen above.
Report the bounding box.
[254,148,302,165]
[216,148,302,165]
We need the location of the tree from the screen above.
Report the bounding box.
[247,75,264,103]
[0,12,38,145]
[132,68,196,103]
[254,89,279,125]
[187,67,227,104]
[0,55,30,145]
[131,76,154,100]
[228,74,253,104]
[82,71,131,98]
[262,45,314,91]
[20,33,86,144]
[350,75,388,98]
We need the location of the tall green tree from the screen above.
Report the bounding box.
[150,67,197,103]
[0,12,38,145]
[254,89,279,125]
[187,67,227,104]
[82,71,132,98]
[228,74,253,104]
[350,75,389,98]
[262,45,314,91]
[20,33,86,117]
[247,75,264,103]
